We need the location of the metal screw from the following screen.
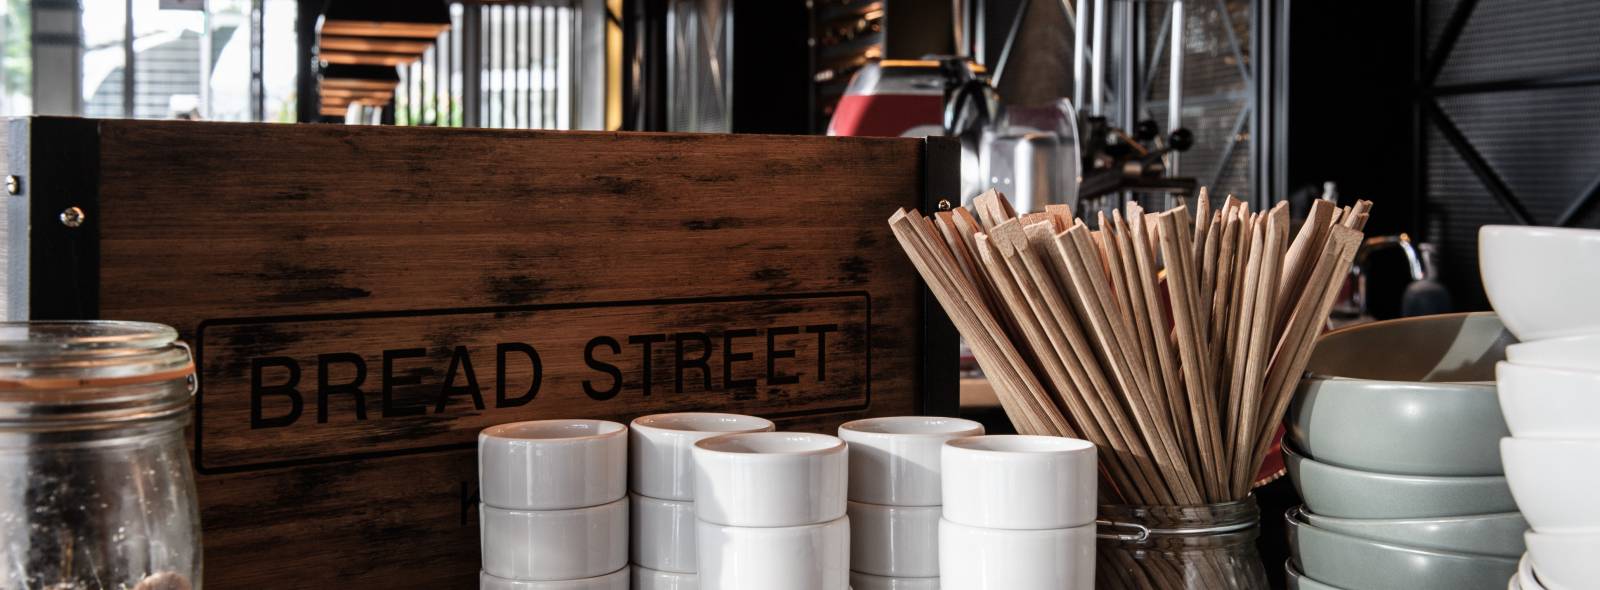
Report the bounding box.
[937,199,953,211]
[4,175,18,195]
[59,207,85,228]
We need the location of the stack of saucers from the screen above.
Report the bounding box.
[1283,313,1524,589]
[628,413,774,590]
[692,431,851,590]
[478,420,630,590]
[1482,225,1600,590]
[938,435,1097,590]
[838,416,985,590]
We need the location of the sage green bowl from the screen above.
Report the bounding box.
[1288,312,1513,476]
[1284,444,1517,519]
[1300,509,1527,558]
[1287,507,1518,590]
[1286,560,1347,590]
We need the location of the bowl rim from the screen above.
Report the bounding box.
[1288,506,1520,562]
[630,412,775,434]
[1481,224,1600,239]
[1285,443,1508,484]
[1301,508,1526,528]
[838,415,985,437]
[1305,312,1504,385]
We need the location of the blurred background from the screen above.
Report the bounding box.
[2,0,1593,315]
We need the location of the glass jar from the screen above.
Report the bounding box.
[0,322,201,590]
[1095,499,1269,589]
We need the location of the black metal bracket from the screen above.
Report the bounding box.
[919,136,961,418]
[20,117,102,320]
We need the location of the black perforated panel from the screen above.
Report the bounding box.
[1421,0,1600,309]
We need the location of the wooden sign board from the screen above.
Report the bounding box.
[0,118,958,588]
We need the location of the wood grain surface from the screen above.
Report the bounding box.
[5,118,947,588]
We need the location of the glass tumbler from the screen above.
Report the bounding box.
[1095,499,1269,589]
[0,321,201,590]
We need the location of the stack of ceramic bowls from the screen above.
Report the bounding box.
[938,435,1097,590]
[1283,313,1523,589]
[477,420,631,590]
[628,413,775,590]
[838,416,985,590]
[692,431,850,590]
[1482,225,1600,590]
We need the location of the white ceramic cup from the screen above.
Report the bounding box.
[479,499,628,581]
[631,413,776,501]
[692,431,848,527]
[478,568,630,590]
[632,493,698,573]
[847,500,941,578]
[695,516,850,590]
[849,571,940,590]
[633,565,700,590]
[1502,438,1600,533]
[1479,225,1600,341]
[1525,530,1600,590]
[938,518,1095,590]
[940,435,1097,530]
[479,419,627,510]
[1505,334,1600,373]
[838,416,984,506]
[1497,362,1600,439]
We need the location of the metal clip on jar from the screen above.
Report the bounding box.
[0,321,201,590]
[1095,499,1270,589]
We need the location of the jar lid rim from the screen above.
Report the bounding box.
[0,321,194,425]
[0,321,178,357]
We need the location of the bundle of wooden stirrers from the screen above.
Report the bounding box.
[890,189,1370,505]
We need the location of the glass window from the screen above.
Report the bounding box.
[81,0,127,117]
[79,0,295,121]
[0,0,31,116]
[262,0,296,122]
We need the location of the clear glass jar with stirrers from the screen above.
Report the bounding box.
[1095,499,1269,589]
[0,321,202,590]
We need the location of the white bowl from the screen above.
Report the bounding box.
[849,571,940,590]
[479,419,627,510]
[631,413,775,501]
[1525,530,1600,590]
[1518,553,1547,590]
[695,516,850,590]
[940,435,1097,530]
[692,432,847,527]
[1479,225,1600,341]
[1506,334,1600,372]
[479,568,630,590]
[838,416,984,506]
[937,518,1094,590]
[847,501,941,578]
[633,565,699,590]
[479,499,628,581]
[632,494,697,573]
[1502,438,1600,533]
[1497,363,1600,439]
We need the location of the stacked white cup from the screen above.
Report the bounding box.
[477,420,630,590]
[1482,225,1600,589]
[938,435,1098,590]
[838,416,985,590]
[692,431,851,590]
[628,413,775,590]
